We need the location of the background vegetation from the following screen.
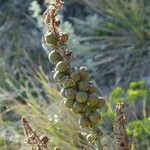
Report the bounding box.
[0,0,149,149]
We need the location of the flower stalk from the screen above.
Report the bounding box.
[114,103,130,150]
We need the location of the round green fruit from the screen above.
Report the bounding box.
[73,101,86,113]
[65,88,76,99]
[53,71,64,82]
[86,134,95,144]
[64,99,75,109]
[76,91,88,103]
[56,61,69,73]
[79,67,89,80]
[88,94,99,107]
[70,71,80,82]
[97,97,106,108]
[48,50,62,64]
[78,116,91,128]
[90,111,101,124]
[89,82,97,93]
[64,79,72,88]
[45,33,57,45]
[79,80,89,92]
[64,79,76,89]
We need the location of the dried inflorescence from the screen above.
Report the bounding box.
[22,117,61,150]
[21,117,49,150]
[43,0,106,131]
[114,103,130,150]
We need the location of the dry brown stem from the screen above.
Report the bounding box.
[114,103,130,150]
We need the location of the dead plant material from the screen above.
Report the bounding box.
[114,103,130,150]
[21,117,49,150]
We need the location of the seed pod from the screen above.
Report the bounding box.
[78,115,91,128]
[50,8,56,16]
[65,88,76,99]
[53,71,64,81]
[65,49,72,57]
[79,80,89,91]
[70,71,80,82]
[55,18,60,26]
[86,134,95,144]
[64,98,75,109]
[88,93,99,107]
[79,66,89,80]
[73,101,86,113]
[45,32,57,45]
[54,146,61,150]
[89,82,97,93]
[64,79,76,88]
[97,97,106,108]
[56,61,69,72]
[90,111,101,124]
[39,135,48,144]
[76,91,88,103]
[59,33,69,43]
[49,50,62,64]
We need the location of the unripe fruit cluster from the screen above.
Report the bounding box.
[43,0,106,129]
[48,48,105,128]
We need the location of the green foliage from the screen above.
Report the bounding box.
[109,86,126,102]
[127,117,150,137]
[0,137,4,146]
[109,80,149,102]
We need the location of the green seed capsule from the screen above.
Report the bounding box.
[89,82,97,93]
[56,61,69,73]
[45,33,57,45]
[78,115,91,128]
[53,71,64,82]
[76,91,88,103]
[65,88,76,99]
[64,99,75,109]
[97,97,106,108]
[79,80,89,91]
[73,101,86,113]
[79,66,89,80]
[64,79,76,89]
[88,94,99,107]
[48,50,62,64]
[90,111,101,124]
[64,79,72,88]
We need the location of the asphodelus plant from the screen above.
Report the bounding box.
[43,0,106,144]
